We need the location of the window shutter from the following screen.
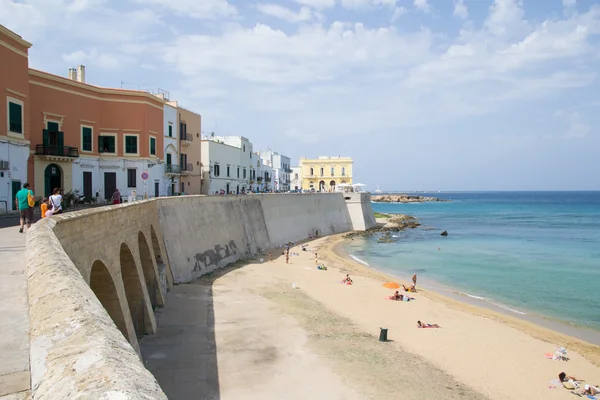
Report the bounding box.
[57,131,64,155]
[109,137,115,153]
[43,129,49,147]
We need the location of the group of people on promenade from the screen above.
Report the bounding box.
[15,183,63,233]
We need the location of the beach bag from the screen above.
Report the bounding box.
[27,190,35,207]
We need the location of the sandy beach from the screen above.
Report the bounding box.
[144,234,600,399]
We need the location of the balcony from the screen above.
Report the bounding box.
[164,164,181,174]
[181,163,194,175]
[285,168,293,173]
[181,133,194,146]
[265,177,272,182]
[35,144,79,161]
[257,177,263,182]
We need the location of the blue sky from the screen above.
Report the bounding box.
[2,0,599,190]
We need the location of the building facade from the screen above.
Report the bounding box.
[0,26,32,210]
[299,156,353,192]
[200,135,254,194]
[259,150,291,192]
[178,107,201,195]
[254,155,274,192]
[162,101,179,196]
[290,166,302,191]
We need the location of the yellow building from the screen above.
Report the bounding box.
[299,156,353,192]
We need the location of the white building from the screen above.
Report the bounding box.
[163,101,180,196]
[290,166,302,191]
[253,155,274,192]
[200,135,254,194]
[0,137,30,211]
[259,150,291,192]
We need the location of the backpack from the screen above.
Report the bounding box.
[27,190,35,208]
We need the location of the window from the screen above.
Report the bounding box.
[150,137,156,155]
[8,100,23,134]
[168,125,173,137]
[243,168,247,179]
[166,153,172,165]
[82,127,92,152]
[331,167,334,176]
[125,135,138,154]
[179,122,187,139]
[295,173,298,179]
[214,164,220,177]
[98,135,116,153]
[227,166,230,177]
[320,167,324,176]
[342,167,346,176]
[310,167,314,176]
[243,145,246,152]
[127,168,137,188]
[237,167,240,178]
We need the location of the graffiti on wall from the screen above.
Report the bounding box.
[192,240,239,273]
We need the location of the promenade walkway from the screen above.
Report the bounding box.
[0,226,30,398]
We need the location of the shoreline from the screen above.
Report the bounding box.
[327,235,600,366]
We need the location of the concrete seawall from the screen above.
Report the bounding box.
[25,193,375,398]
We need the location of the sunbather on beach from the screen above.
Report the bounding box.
[390,291,403,301]
[582,384,599,396]
[403,284,417,293]
[417,320,440,328]
[342,274,353,284]
[559,372,581,383]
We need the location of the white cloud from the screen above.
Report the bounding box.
[484,0,527,39]
[554,110,591,139]
[257,4,313,23]
[131,0,236,19]
[391,6,407,23]
[563,0,576,7]
[294,0,335,9]
[62,48,132,69]
[414,0,430,13]
[340,0,398,9]
[453,0,468,20]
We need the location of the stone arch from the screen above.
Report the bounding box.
[319,180,325,191]
[151,225,168,297]
[120,242,150,339]
[138,231,160,308]
[330,180,336,192]
[90,260,128,339]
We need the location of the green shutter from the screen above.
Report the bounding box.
[168,125,172,137]
[82,127,92,151]
[166,153,171,165]
[42,129,49,147]
[109,137,115,153]
[150,137,156,155]
[9,102,22,133]
[57,131,64,155]
[47,121,59,132]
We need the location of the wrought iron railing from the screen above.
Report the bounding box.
[35,144,79,157]
[164,164,181,174]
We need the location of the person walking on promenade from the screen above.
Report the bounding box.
[285,250,289,264]
[112,188,121,204]
[49,187,63,214]
[15,182,35,233]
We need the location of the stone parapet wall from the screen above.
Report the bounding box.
[26,218,167,399]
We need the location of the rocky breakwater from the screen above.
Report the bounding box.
[343,213,420,242]
[371,194,449,203]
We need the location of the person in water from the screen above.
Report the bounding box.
[417,320,440,328]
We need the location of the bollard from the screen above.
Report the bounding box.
[379,327,388,342]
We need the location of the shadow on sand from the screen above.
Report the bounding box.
[140,261,249,400]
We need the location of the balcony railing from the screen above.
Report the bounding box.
[184,133,193,141]
[257,177,263,182]
[265,177,272,182]
[182,163,193,171]
[35,144,79,158]
[164,164,181,174]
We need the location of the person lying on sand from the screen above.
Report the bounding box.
[342,274,353,284]
[390,291,403,301]
[403,284,417,293]
[582,384,599,396]
[417,320,440,328]
[559,372,581,383]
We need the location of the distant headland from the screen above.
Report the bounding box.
[371,194,450,203]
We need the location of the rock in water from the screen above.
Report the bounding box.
[440,230,448,236]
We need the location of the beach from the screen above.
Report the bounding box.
[144,233,600,399]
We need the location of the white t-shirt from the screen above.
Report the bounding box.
[50,194,62,210]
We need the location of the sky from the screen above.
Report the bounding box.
[2,0,599,191]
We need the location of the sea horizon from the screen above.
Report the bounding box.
[344,191,600,342]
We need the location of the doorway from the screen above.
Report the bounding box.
[319,180,325,192]
[83,171,92,199]
[154,181,159,198]
[104,172,117,201]
[44,164,62,198]
[11,180,21,211]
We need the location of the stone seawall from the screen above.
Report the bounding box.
[25,193,375,398]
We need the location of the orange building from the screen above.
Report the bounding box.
[0,25,32,209]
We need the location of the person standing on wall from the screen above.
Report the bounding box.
[49,188,63,214]
[15,183,35,233]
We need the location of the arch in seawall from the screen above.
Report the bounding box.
[120,242,152,339]
[89,260,128,339]
[138,230,161,308]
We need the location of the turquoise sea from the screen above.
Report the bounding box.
[343,192,600,336]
